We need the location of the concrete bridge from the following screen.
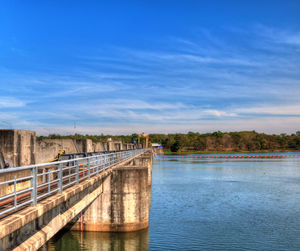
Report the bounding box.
[0,130,153,251]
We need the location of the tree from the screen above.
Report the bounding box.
[131,133,139,143]
[170,135,182,152]
[212,131,224,138]
[170,141,181,152]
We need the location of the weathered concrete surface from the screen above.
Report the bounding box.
[0,151,151,251]
[36,139,139,163]
[36,139,96,163]
[93,141,107,152]
[0,129,36,167]
[72,166,149,232]
[133,153,153,186]
[36,139,77,163]
[0,129,146,165]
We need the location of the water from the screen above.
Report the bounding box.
[45,152,300,251]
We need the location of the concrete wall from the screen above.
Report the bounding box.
[0,129,36,167]
[0,129,143,165]
[93,142,106,152]
[72,166,149,232]
[35,138,77,163]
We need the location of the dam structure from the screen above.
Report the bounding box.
[0,129,153,251]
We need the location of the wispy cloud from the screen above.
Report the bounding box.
[0,24,300,134]
[236,105,300,116]
[255,25,300,46]
[0,97,26,108]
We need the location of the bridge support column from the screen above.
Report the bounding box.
[72,165,149,232]
[133,153,153,186]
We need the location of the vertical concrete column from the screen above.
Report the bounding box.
[74,166,149,232]
[0,129,36,167]
[83,139,93,153]
[102,142,107,151]
[108,142,115,152]
[133,154,153,186]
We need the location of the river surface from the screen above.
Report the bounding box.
[44,152,300,251]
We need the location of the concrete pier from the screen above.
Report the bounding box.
[72,165,149,232]
[133,152,153,186]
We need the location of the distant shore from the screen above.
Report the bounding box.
[163,149,300,155]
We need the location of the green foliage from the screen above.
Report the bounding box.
[36,131,300,152]
[170,135,182,152]
[131,133,139,143]
[212,131,224,138]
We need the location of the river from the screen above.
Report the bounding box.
[44,152,300,251]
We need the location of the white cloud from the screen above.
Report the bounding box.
[0,97,25,108]
[203,110,236,117]
[236,105,300,116]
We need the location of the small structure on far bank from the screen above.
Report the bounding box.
[152,143,163,154]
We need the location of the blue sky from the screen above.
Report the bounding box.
[0,1,300,135]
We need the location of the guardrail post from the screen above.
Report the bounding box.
[31,166,37,205]
[48,170,50,193]
[96,156,99,175]
[14,176,17,208]
[58,163,63,193]
[87,158,90,179]
[76,160,79,184]
[109,155,111,169]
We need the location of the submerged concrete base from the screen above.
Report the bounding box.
[72,166,149,232]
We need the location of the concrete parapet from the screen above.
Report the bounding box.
[0,129,36,167]
[36,138,77,163]
[93,142,106,152]
[82,139,93,153]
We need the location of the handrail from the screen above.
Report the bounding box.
[0,149,147,217]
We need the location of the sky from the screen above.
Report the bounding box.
[0,0,300,135]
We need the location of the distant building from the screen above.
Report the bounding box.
[151,143,162,148]
[151,143,163,155]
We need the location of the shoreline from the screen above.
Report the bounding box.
[163,149,300,155]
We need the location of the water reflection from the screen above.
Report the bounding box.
[45,229,149,251]
[44,152,300,250]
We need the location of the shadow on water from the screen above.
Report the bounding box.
[41,228,149,251]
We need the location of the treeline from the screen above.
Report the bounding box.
[37,131,300,152]
[37,133,139,144]
[149,131,300,152]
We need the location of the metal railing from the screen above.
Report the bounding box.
[0,149,146,217]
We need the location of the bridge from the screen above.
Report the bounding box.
[0,130,153,251]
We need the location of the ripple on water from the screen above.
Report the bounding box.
[45,153,300,251]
